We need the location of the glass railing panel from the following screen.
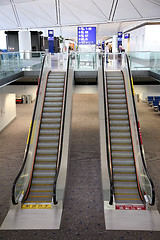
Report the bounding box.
[128,51,160,75]
[150,52,160,74]
[0,51,45,81]
[104,53,125,70]
[13,53,51,204]
[51,52,68,70]
[72,52,98,71]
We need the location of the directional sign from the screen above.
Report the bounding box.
[78,27,96,45]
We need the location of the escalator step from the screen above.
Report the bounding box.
[46,92,63,97]
[45,97,63,102]
[33,170,56,177]
[35,155,57,161]
[112,151,133,157]
[47,83,64,88]
[46,87,63,92]
[36,149,58,155]
[31,185,53,191]
[112,159,134,165]
[38,141,59,148]
[108,99,126,104]
[34,163,56,169]
[110,120,129,126]
[111,145,132,151]
[42,112,61,118]
[109,109,128,114]
[41,118,61,124]
[111,132,131,137]
[39,129,59,135]
[107,85,124,89]
[32,179,55,184]
[109,114,128,120]
[29,191,53,197]
[43,107,62,112]
[108,89,125,94]
[109,104,127,109]
[39,136,59,141]
[111,138,131,144]
[41,123,60,129]
[107,80,124,85]
[114,174,136,181]
[113,166,135,173]
[44,102,62,107]
[25,196,52,203]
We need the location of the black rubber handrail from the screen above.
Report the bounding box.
[102,54,114,205]
[53,54,70,205]
[12,54,47,205]
[125,54,155,206]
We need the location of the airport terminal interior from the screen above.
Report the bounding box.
[0,0,160,239]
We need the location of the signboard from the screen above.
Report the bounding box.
[78,27,96,45]
[124,33,130,39]
[48,30,54,54]
[48,30,54,40]
[118,31,122,41]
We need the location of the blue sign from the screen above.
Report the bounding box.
[48,30,54,40]
[124,33,130,39]
[118,31,122,41]
[48,30,54,54]
[78,27,96,45]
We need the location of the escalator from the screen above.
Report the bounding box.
[12,54,69,206]
[102,54,155,210]
[106,70,143,207]
[25,72,65,203]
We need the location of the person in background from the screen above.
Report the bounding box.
[105,42,109,63]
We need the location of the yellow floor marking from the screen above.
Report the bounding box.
[22,204,52,209]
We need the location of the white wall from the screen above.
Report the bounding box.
[0,94,16,132]
[134,85,160,101]
[1,85,37,101]
[123,24,160,52]
[0,31,7,49]
[122,26,145,52]
[145,25,160,51]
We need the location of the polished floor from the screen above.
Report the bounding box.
[0,95,160,239]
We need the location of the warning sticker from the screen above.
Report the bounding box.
[21,204,52,209]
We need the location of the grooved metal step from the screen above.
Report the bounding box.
[107,85,124,89]
[38,141,59,148]
[107,80,124,85]
[41,123,60,129]
[47,83,64,88]
[44,102,62,107]
[40,129,60,135]
[108,99,126,104]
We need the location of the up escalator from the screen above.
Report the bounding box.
[12,53,68,206]
[102,60,155,209]
[106,71,143,206]
[25,72,65,203]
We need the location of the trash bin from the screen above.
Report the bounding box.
[22,95,27,104]
[27,95,32,104]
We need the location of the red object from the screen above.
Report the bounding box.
[36,78,40,95]
[138,121,143,145]
[116,204,146,210]
[16,99,23,104]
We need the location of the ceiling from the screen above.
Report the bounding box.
[0,0,160,39]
